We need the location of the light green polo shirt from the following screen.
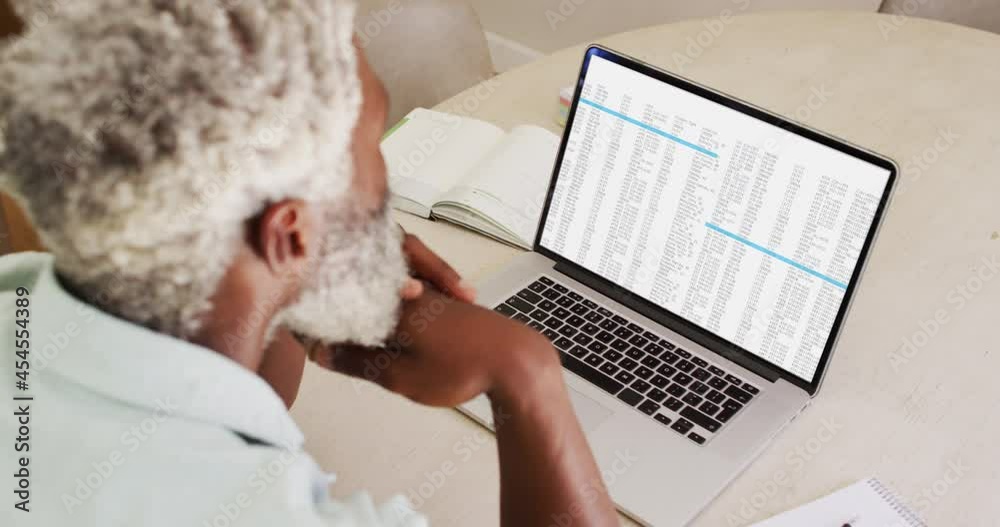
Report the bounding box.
[0,252,427,527]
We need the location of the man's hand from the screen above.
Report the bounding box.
[319,288,556,407]
[318,288,619,527]
[400,232,476,303]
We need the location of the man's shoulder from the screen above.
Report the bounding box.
[12,386,328,526]
[0,252,50,293]
[12,390,427,527]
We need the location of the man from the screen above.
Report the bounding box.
[0,1,618,526]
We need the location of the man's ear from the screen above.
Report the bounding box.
[254,200,316,278]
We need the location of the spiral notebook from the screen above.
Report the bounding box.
[750,478,927,527]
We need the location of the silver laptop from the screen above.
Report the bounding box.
[460,46,896,526]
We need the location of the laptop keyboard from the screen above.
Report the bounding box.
[494,275,761,446]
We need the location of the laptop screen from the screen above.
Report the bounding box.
[539,52,892,383]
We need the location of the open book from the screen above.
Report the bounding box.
[380,108,560,249]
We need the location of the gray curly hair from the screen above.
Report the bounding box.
[0,0,362,337]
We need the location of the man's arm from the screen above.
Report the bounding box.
[326,290,618,526]
[490,354,619,526]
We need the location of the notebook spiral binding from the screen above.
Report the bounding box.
[867,478,928,527]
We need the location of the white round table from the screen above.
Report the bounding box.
[293,12,1000,526]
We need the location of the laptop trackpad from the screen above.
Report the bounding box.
[567,387,614,433]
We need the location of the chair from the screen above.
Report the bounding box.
[355,0,495,125]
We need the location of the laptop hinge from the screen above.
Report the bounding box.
[554,261,782,383]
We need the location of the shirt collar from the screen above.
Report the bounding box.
[30,254,304,449]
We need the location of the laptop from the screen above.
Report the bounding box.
[459,46,897,526]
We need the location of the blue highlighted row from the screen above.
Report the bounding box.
[705,223,848,290]
[579,98,719,159]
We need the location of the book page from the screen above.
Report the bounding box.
[750,478,926,527]
[381,109,505,213]
[435,125,560,245]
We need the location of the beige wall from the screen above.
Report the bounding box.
[880,0,1000,34]
[471,0,883,53]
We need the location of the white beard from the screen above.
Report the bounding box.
[279,197,408,348]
